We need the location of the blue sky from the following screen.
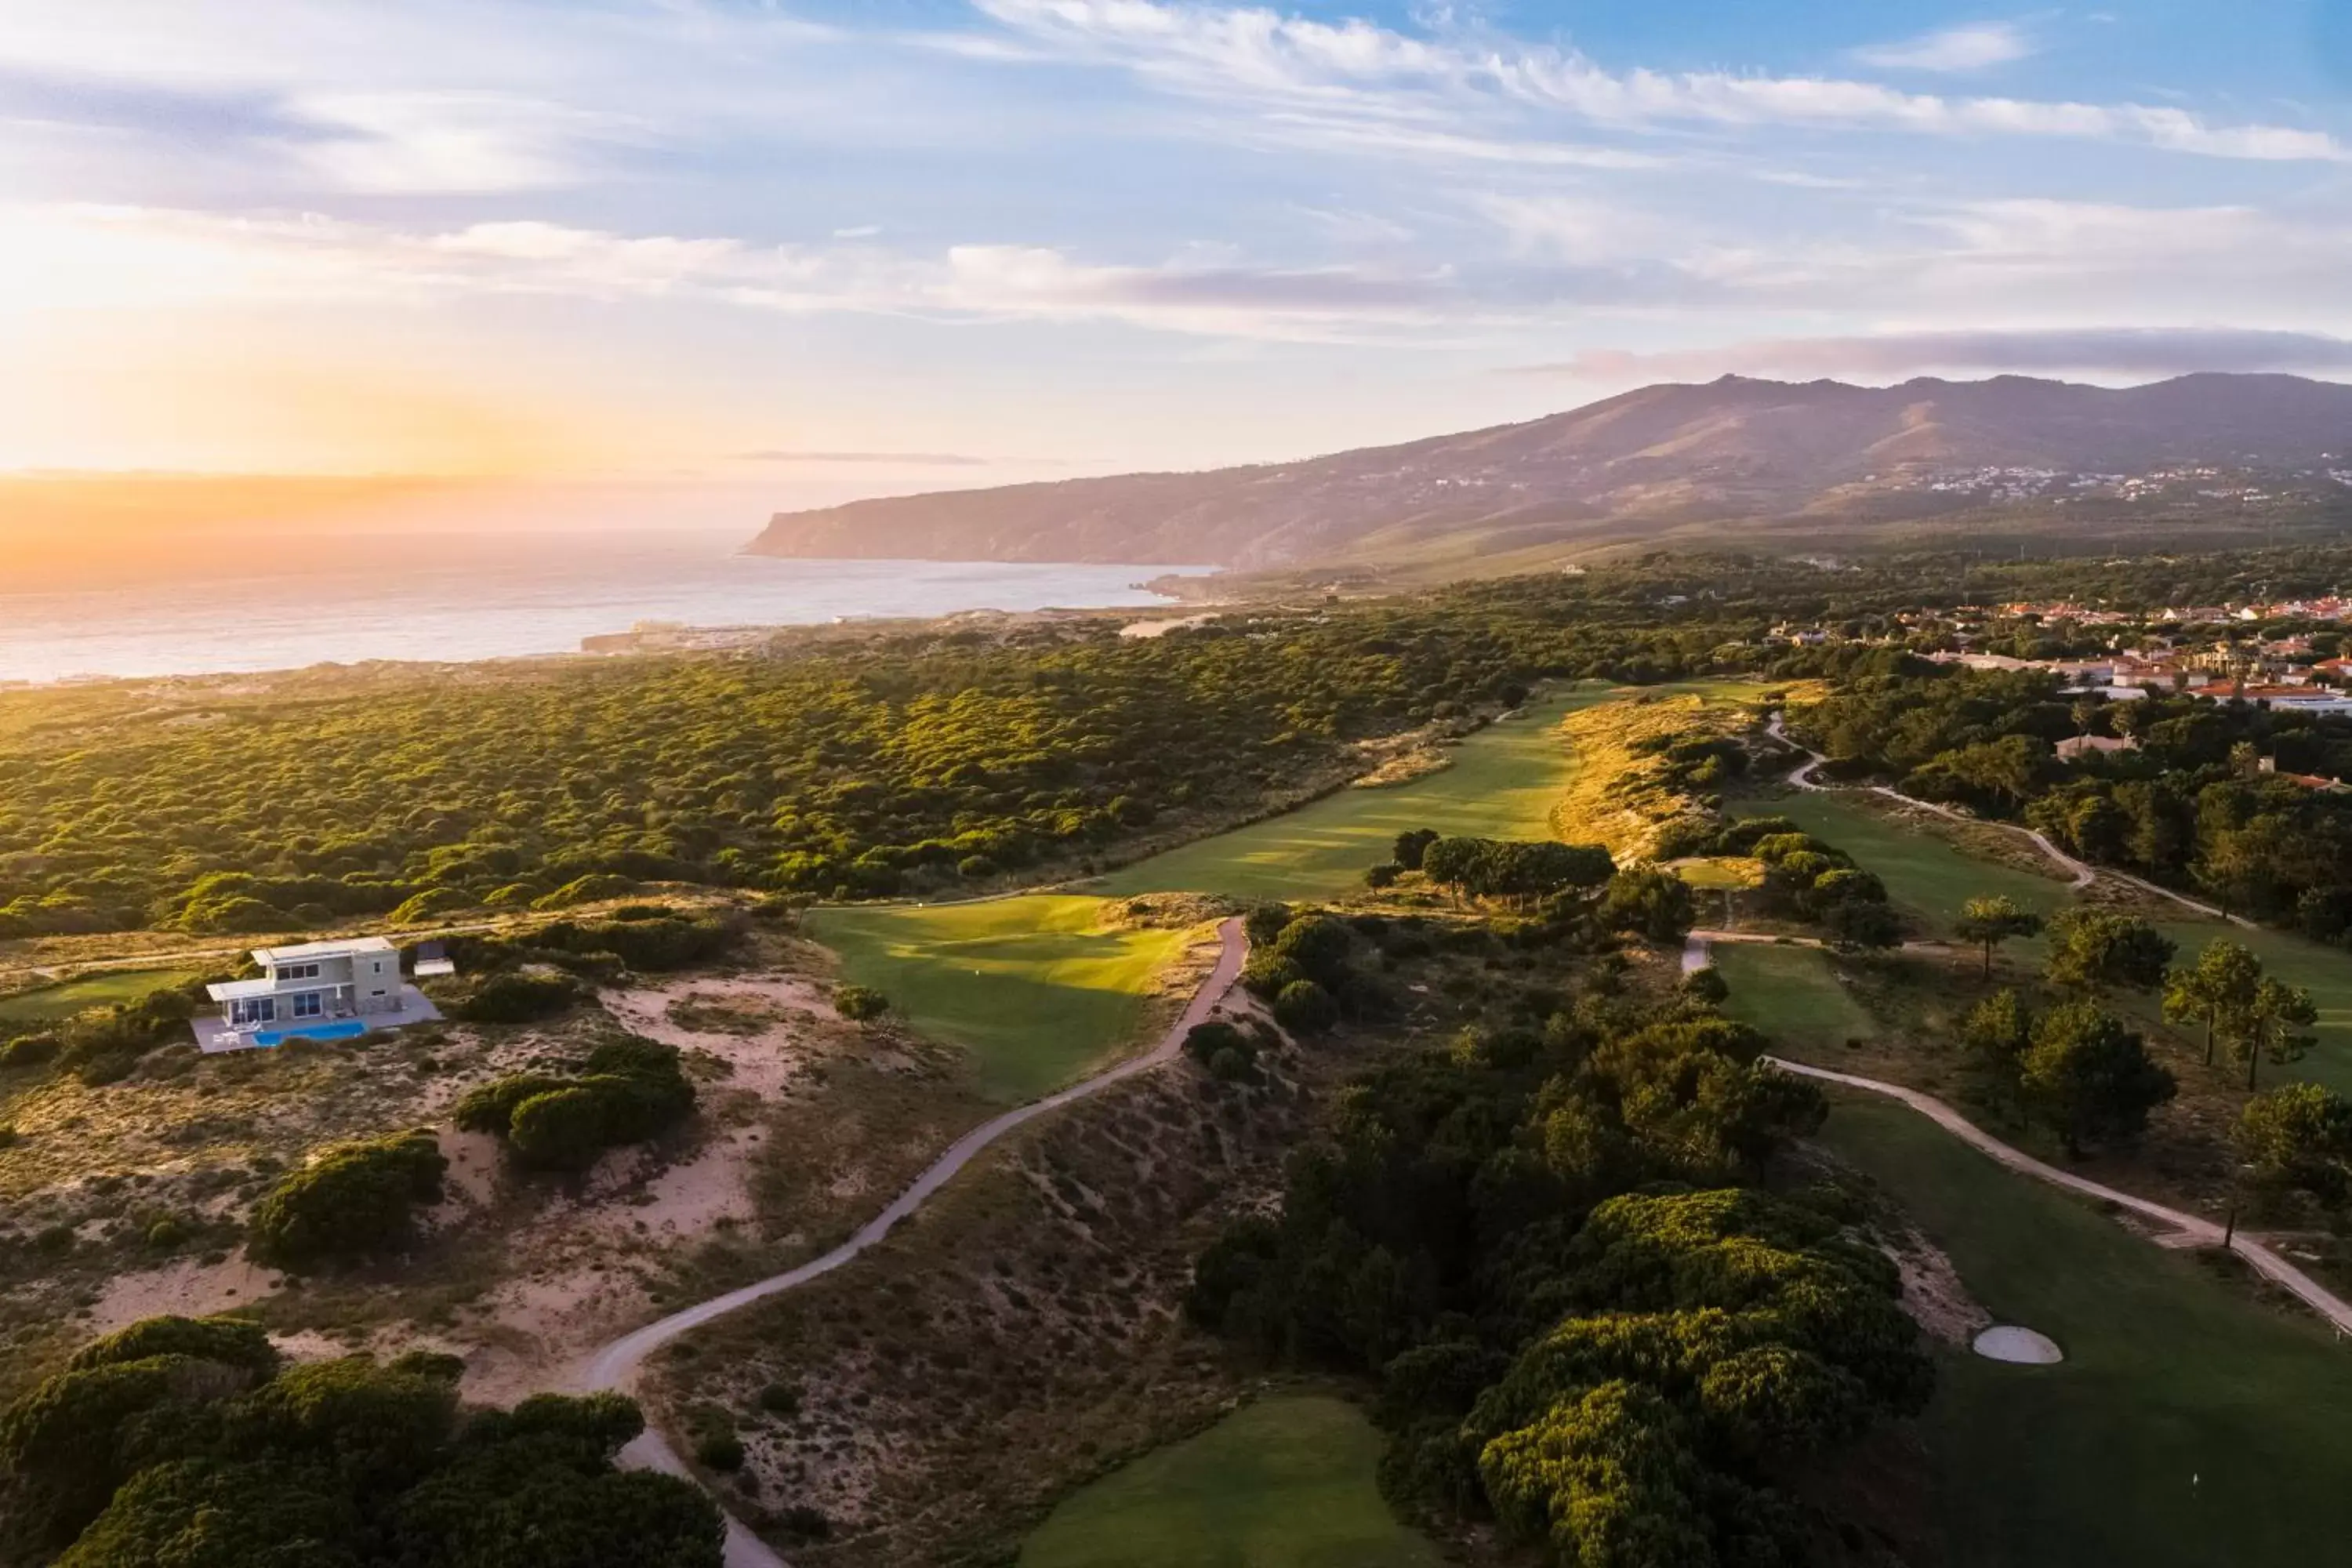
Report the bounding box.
[3,0,2350,511]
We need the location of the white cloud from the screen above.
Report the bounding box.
[1851,21,2036,73]
[0,203,1462,342]
[975,0,2348,162]
[288,92,641,193]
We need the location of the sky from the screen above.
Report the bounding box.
[5,0,2352,528]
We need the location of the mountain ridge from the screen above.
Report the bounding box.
[743,372,2352,571]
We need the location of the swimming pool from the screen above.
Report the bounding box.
[252,1019,369,1047]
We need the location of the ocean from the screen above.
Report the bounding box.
[0,531,1198,683]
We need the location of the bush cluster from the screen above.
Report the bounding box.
[0,1315,723,1563]
[246,1130,448,1269]
[454,1038,697,1171]
[1186,973,1916,1562]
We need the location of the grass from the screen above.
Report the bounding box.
[807,897,1195,1101]
[1098,680,1788,905]
[1820,1093,2352,1568]
[1711,942,1881,1056]
[0,968,197,1026]
[1729,788,2072,942]
[1737,786,2352,1097]
[1093,685,1612,903]
[1018,1395,1441,1568]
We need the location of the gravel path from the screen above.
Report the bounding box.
[575,917,1250,1567]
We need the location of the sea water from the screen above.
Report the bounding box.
[0,531,1199,682]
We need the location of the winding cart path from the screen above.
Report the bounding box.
[574,917,1250,1567]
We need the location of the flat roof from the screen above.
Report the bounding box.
[251,936,397,965]
[206,978,284,1001]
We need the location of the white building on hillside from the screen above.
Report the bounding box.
[200,937,442,1051]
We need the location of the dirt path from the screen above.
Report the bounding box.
[574,918,1250,1568]
[1765,712,2258,919]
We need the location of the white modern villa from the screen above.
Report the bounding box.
[199,937,445,1052]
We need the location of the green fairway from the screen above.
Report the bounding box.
[1739,787,2352,1094]
[1018,1395,1440,1568]
[1729,788,2071,942]
[1711,942,1879,1056]
[1093,684,1612,902]
[808,897,1193,1101]
[1820,1094,2352,1568]
[0,968,197,1025]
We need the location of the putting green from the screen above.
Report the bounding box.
[1823,1094,2352,1567]
[808,897,1192,1102]
[1711,942,1879,1056]
[1018,1395,1440,1568]
[0,968,198,1026]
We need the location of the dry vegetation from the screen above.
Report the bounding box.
[1548,694,1757,858]
[643,996,1328,1565]
[0,922,1007,1409]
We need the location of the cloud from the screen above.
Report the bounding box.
[0,204,1464,343]
[975,0,2348,162]
[1508,327,2352,383]
[832,224,883,239]
[1851,22,2036,73]
[285,91,641,193]
[734,449,996,465]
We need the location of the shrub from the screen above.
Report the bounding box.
[833,985,889,1022]
[1272,979,1339,1035]
[755,1381,801,1416]
[692,1431,745,1472]
[2,1319,722,1564]
[507,1088,613,1172]
[533,910,739,971]
[779,1504,831,1541]
[0,1033,60,1069]
[1240,953,1305,1000]
[247,1131,447,1269]
[532,874,637,910]
[452,1073,572,1134]
[462,1040,695,1171]
[1243,902,1294,947]
[441,969,579,1024]
[387,887,472,926]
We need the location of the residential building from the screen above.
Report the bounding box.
[201,937,442,1051]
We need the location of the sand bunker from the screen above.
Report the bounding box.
[1973,1324,2064,1363]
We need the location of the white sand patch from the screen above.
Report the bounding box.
[87,1254,281,1332]
[1118,612,1212,638]
[464,1262,652,1404]
[599,975,827,1097]
[1973,1325,2064,1363]
[439,1127,505,1207]
[592,1128,757,1241]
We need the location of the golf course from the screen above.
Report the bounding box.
[1823,1094,2352,1567]
[811,684,2352,1568]
[1732,783,2352,1094]
[0,967,197,1025]
[805,895,1197,1100]
[1018,1396,1440,1568]
[1093,683,1613,902]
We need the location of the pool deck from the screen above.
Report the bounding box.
[191,984,442,1052]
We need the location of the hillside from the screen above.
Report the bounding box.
[744,373,2352,571]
